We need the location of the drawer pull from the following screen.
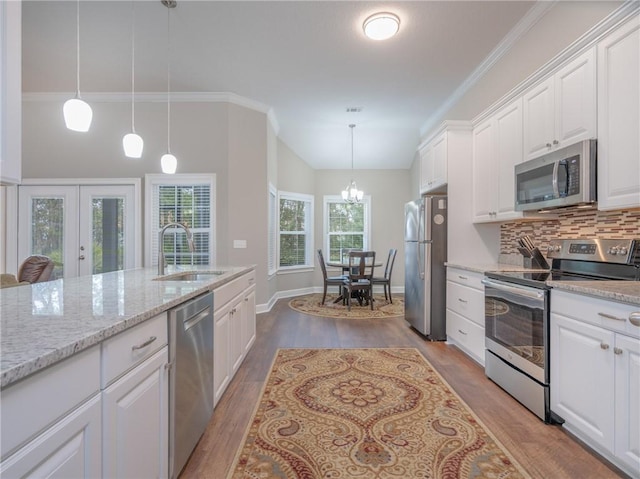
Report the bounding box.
[457,298,468,303]
[458,329,467,335]
[597,312,625,322]
[600,343,610,350]
[614,348,623,355]
[131,336,157,351]
[458,275,468,280]
[629,312,640,327]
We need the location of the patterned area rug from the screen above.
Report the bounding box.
[228,348,531,479]
[288,293,404,319]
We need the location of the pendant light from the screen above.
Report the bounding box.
[160,0,177,174]
[341,124,364,203]
[63,0,93,132]
[122,0,143,158]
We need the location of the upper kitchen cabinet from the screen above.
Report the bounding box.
[0,1,21,185]
[597,14,640,211]
[473,98,526,223]
[523,48,596,161]
[419,121,471,195]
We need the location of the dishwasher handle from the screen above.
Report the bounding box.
[183,306,211,331]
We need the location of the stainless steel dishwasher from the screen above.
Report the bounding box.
[169,291,214,479]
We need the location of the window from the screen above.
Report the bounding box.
[279,191,313,269]
[268,184,277,275]
[145,174,215,268]
[324,195,371,262]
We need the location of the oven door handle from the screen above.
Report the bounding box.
[481,278,545,300]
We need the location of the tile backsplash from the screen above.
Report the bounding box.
[500,208,640,255]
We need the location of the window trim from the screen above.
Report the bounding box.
[144,174,216,268]
[278,190,314,270]
[323,195,372,261]
[267,183,277,276]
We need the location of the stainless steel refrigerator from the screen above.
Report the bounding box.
[404,195,448,339]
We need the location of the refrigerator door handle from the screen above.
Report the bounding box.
[417,242,424,279]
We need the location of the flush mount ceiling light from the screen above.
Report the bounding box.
[63,0,93,132]
[160,0,177,174]
[363,12,400,41]
[123,0,144,158]
[341,124,364,204]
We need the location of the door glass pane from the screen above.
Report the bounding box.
[91,197,125,274]
[31,198,64,279]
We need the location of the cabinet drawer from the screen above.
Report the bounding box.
[446,268,484,290]
[101,313,168,387]
[446,309,485,365]
[446,281,485,326]
[1,346,100,460]
[214,271,256,309]
[551,290,640,339]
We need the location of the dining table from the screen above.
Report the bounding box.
[326,257,382,304]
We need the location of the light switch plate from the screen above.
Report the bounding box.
[233,240,247,249]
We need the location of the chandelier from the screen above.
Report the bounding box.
[341,124,364,203]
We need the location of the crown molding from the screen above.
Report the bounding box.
[419,1,555,139]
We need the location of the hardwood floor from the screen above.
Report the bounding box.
[180,297,628,479]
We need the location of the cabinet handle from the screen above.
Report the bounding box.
[546,142,552,148]
[132,336,157,351]
[553,139,559,145]
[458,329,467,335]
[458,298,468,303]
[458,275,468,280]
[614,347,623,355]
[600,343,610,350]
[597,312,625,322]
[629,312,640,327]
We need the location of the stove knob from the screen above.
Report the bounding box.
[608,247,618,255]
[618,247,628,255]
[553,245,562,252]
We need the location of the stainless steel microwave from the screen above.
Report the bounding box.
[515,139,596,211]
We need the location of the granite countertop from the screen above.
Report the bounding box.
[445,262,548,274]
[547,280,640,306]
[0,265,254,389]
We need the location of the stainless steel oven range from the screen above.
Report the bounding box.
[482,238,639,423]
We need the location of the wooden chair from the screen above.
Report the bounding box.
[317,249,345,305]
[372,248,397,303]
[18,255,54,283]
[342,251,375,311]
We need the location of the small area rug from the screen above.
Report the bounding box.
[288,293,404,319]
[228,348,531,479]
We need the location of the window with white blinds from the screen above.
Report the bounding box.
[268,184,277,275]
[278,191,313,269]
[145,174,215,268]
[323,195,371,263]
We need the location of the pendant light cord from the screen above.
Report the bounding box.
[166,5,172,153]
[130,0,136,132]
[75,0,81,98]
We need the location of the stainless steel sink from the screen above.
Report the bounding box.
[155,271,226,281]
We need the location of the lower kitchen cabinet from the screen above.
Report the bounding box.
[445,267,486,365]
[551,290,640,477]
[102,347,168,479]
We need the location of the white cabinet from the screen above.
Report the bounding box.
[419,122,471,194]
[551,290,640,477]
[445,268,486,365]
[597,15,640,210]
[102,348,168,479]
[0,347,102,477]
[523,48,596,161]
[213,270,256,406]
[0,0,22,185]
[472,98,525,223]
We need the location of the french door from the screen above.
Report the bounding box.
[18,184,138,279]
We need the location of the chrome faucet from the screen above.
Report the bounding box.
[158,222,195,275]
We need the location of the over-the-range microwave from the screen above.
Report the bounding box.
[515,139,596,211]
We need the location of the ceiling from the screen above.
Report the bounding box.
[22,1,537,170]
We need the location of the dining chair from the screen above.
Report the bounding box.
[17,255,55,283]
[317,249,346,305]
[342,251,376,311]
[372,248,397,303]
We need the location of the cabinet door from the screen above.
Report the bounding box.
[419,144,433,193]
[242,288,256,354]
[472,119,496,222]
[614,333,640,473]
[230,299,244,374]
[554,48,596,148]
[214,309,230,405]
[102,347,169,479]
[523,77,554,160]
[597,16,640,210]
[431,132,448,188]
[0,395,102,478]
[551,313,615,452]
[494,98,524,219]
